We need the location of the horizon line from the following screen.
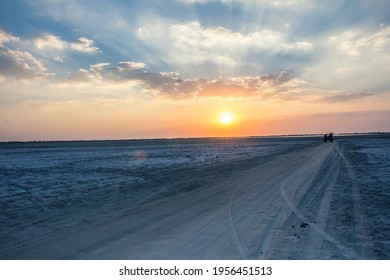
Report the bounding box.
[1,131,389,144]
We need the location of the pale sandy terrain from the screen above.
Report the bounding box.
[6,140,378,259]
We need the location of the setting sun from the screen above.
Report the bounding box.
[219,112,234,124]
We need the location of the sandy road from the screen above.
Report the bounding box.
[9,142,372,259]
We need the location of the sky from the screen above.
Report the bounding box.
[0,0,389,141]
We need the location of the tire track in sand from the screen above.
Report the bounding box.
[240,143,361,259]
[227,145,314,259]
[228,144,330,259]
[335,144,373,259]
[303,165,339,258]
[228,180,251,259]
[280,171,361,259]
[256,145,329,259]
[279,143,362,259]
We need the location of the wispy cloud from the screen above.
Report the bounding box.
[70,37,100,54]
[321,91,384,103]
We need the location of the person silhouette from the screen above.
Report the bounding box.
[329,132,334,142]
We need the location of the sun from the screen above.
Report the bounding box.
[219,112,234,124]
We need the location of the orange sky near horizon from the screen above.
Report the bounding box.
[1,81,389,141]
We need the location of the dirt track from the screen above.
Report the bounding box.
[9,142,373,259]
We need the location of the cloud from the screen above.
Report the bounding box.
[3,2,388,100]
[66,68,99,83]
[0,30,101,80]
[54,56,64,62]
[62,60,304,99]
[31,36,101,67]
[65,61,147,83]
[33,35,67,50]
[0,47,53,79]
[303,24,390,93]
[0,29,20,46]
[0,30,53,79]
[89,61,147,77]
[32,34,100,56]
[328,25,390,57]
[258,71,295,86]
[167,22,312,55]
[21,0,390,84]
[137,20,312,77]
[116,61,146,71]
[71,37,100,54]
[321,91,384,103]
[180,0,309,7]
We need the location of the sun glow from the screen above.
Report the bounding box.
[219,112,234,124]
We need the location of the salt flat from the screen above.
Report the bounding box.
[1,135,389,259]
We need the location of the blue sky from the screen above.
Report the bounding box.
[0,0,389,140]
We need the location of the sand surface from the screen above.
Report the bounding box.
[5,139,381,260]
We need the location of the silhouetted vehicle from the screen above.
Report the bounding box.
[323,132,334,143]
[323,134,328,143]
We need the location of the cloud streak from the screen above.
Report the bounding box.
[61,60,305,99]
[321,91,384,103]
